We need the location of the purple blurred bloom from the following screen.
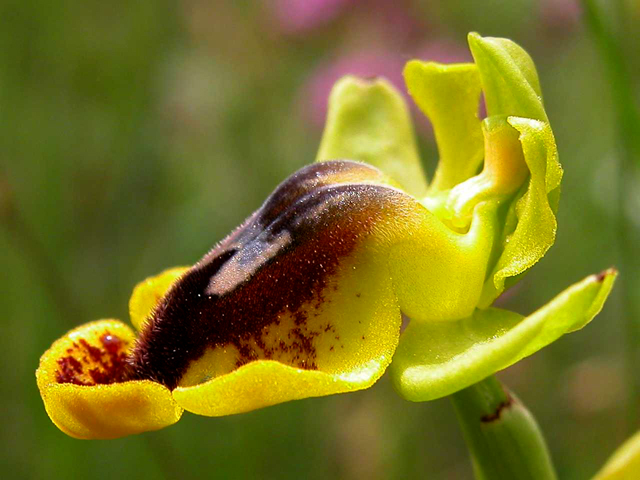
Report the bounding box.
[273,0,358,34]
[540,0,581,29]
[301,52,404,128]
[414,40,471,66]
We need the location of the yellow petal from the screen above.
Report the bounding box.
[173,358,388,416]
[36,320,182,439]
[129,267,189,330]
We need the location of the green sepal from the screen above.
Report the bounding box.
[316,76,428,197]
[391,269,616,402]
[404,61,483,192]
[468,32,547,122]
[479,116,563,307]
[593,430,640,480]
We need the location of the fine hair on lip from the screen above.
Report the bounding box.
[128,161,399,390]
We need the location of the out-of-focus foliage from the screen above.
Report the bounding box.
[1,1,636,479]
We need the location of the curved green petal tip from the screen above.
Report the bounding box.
[593,430,640,480]
[468,32,547,122]
[403,61,483,191]
[391,269,616,402]
[479,116,563,306]
[316,75,428,197]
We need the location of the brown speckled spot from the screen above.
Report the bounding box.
[56,332,129,386]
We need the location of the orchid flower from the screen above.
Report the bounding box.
[36,33,615,439]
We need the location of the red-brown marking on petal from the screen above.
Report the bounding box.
[55,332,130,386]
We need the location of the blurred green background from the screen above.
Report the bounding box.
[2,0,640,478]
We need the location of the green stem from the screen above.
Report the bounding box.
[451,375,557,480]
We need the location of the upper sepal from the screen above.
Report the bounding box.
[316,76,428,197]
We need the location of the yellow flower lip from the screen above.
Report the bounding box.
[127,161,398,390]
[125,158,497,388]
[130,253,401,417]
[36,320,183,439]
[36,149,504,440]
[36,152,498,439]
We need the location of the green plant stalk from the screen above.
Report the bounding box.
[451,375,557,480]
[582,0,640,428]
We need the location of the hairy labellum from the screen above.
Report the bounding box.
[129,160,402,389]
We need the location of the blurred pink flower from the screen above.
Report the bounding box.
[273,0,359,34]
[302,52,404,128]
[540,0,581,29]
[415,40,471,66]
